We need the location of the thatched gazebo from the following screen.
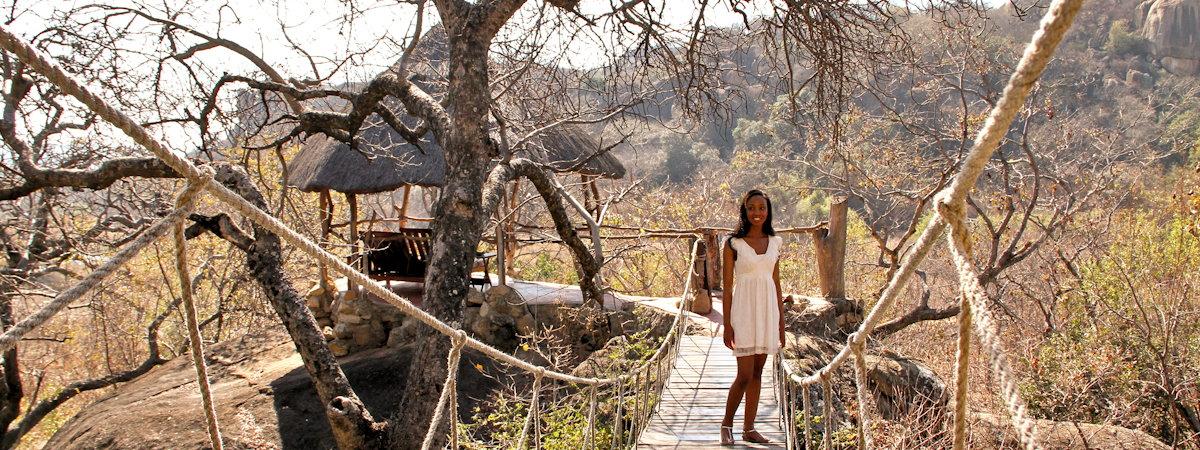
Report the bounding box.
[288,111,444,294]
[288,104,626,289]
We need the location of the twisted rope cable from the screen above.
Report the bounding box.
[787,374,798,449]
[943,209,1042,450]
[450,375,460,450]
[584,384,598,449]
[773,359,788,447]
[952,293,973,450]
[172,177,223,450]
[850,337,873,450]
[612,378,625,449]
[0,180,206,354]
[628,370,643,447]
[821,374,834,450]
[421,330,467,450]
[801,383,812,450]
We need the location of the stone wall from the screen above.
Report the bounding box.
[306,281,665,360]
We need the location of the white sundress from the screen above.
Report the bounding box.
[727,235,782,357]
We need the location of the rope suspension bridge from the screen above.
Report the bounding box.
[0,0,1082,447]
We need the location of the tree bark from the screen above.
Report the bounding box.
[0,284,21,447]
[205,164,387,449]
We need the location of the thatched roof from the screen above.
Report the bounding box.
[516,124,626,179]
[288,114,446,193]
[285,28,626,193]
[288,112,629,193]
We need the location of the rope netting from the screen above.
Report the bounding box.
[772,0,1081,449]
[0,0,1082,446]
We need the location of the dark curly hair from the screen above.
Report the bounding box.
[731,189,775,238]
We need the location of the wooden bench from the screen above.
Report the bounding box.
[361,229,494,290]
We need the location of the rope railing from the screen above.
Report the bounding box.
[770,0,1082,448]
[172,178,224,450]
[0,19,709,448]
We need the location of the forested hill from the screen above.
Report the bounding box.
[618,0,1199,228]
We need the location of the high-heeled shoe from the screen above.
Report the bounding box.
[743,428,771,444]
[720,425,735,446]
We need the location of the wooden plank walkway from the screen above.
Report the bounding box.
[637,334,786,449]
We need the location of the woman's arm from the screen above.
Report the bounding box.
[774,238,786,347]
[722,238,736,350]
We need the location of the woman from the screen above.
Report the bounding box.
[720,189,786,446]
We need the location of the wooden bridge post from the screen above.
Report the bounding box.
[683,230,719,315]
[702,229,721,291]
[814,198,848,299]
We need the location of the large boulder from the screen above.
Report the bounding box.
[1140,0,1200,74]
[44,326,502,449]
[971,413,1169,449]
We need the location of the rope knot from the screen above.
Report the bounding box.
[848,332,866,352]
[935,192,973,256]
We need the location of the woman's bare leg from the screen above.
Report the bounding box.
[722,355,757,427]
[742,354,768,431]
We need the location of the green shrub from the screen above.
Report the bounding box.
[1104,20,1150,57]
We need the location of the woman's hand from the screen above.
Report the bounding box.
[723,325,735,350]
[778,321,786,348]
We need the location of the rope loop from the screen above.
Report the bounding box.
[421,338,468,450]
[936,193,973,256]
[173,203,223,450]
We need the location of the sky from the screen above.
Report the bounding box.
[13,0,1014,82]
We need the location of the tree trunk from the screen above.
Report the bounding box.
[511,160,604,305]
[208,164,387,449]
[390,28,494,449]
[814,198,848,299]
[0,284,21,448]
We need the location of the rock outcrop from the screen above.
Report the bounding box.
[972,413,1170,449]
[44,326,502,449]
[1140,0,1200,75]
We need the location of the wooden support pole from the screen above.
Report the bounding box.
[318,190,332,294]
[813,198,848,299]
[346,193,359,292]
[497,183,508,286]
[398,185,412,228]
[688,236,712,314]
[702,229,721,291]
[505,179,520,275]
